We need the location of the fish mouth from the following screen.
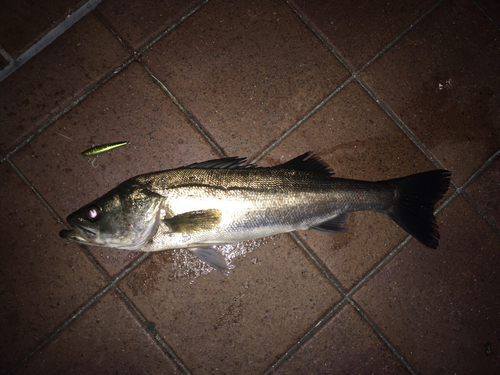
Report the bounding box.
[59,225,98,244]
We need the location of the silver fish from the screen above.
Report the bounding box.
[59,152,451,270]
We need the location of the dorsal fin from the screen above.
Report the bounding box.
[272,152,334,176]
[182,157,252,170]
[181,152,333,175]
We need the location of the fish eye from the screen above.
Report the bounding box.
[86,205,101,222]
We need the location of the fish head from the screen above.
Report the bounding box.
[59,181,163,250]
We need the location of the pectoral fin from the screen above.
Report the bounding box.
[188,247,228,272]
[163,209,222,233]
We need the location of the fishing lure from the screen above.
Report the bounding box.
[81,141,129,156]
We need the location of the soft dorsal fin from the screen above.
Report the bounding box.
[183,157,252,170]
[272,152,334,176]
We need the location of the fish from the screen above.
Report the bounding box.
[59,152,451,271]
[81,141,129,156]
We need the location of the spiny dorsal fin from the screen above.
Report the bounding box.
[183,157,252,170]
[272,152,334,176]
[181,152,333,175]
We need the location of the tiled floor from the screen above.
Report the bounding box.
[1,0,500,374]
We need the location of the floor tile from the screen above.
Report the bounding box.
[261,81,443,290]
[353,196,500,374]
[289,0,436,71]
[142,0,350,159]
[0,0,83,57]
[274,303,408,374]
[465,153,500,232]
[11,61,220,276]
[476,0,500,27]
[119,234,341,374]
[0,12,130,158]
[359,0,500,185]
[97,0,205,51]
[0,162,108,372]
[19,290,183,374]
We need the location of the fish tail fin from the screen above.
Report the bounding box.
[384,170,451,249]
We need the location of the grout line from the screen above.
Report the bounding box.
[472,0,500,30]
[457,149,500,193]
[252,76,355,163]
[7,159,65,227]
[140,61,226,157]
[463,191,500,237]
[346,298,417,375]
[93,8,135,54]
[111,252,151,284]
[288,232,346,295]
[10,251,151,373]
[0,0,103,83]
[346,236,412,298]
[354,0,444,76]
[255,0,443,164]
[263,297,347,375]
[10,283,114,372]
[8,157,114,280]
[0,55,135,164]
[135,0,210,57]
[8,157,114,283]
[459,148,500,236]
[285,0,353,74]
[113,286,192,374]
[346,186,459,299]
[356,77,448,172]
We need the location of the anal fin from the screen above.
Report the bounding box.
[188,247,228,272]
[309,213,349,234]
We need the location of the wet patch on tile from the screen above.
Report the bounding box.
[119,234,341,374]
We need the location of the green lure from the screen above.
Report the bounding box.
[81,141,129,156]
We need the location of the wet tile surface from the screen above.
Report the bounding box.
[2,0,500,373]
[359,0,500,185]
[20,290,183,374]
[119,235,341,374]
[0,12,130,158]
[353,197,500,374]
[0,163,107,372]
[142,0,350,159]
